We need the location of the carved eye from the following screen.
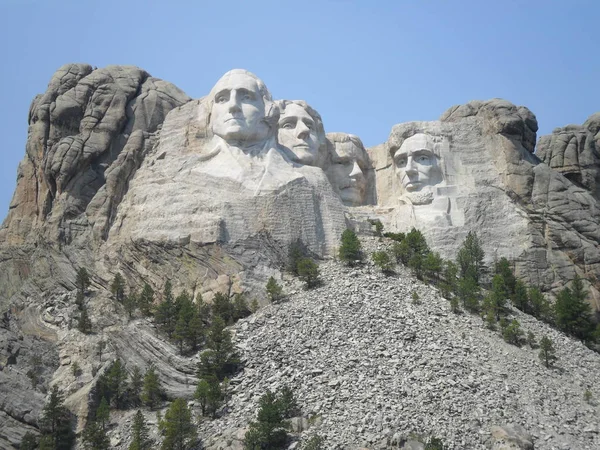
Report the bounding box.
[242,94,252,101]
[395,158,407,167]
[281,122,294,129]
[416,154,431,164]
[215,95,228,104]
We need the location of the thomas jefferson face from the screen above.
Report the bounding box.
[393,134,441,192]
[210,72,269,145]
[328,138,368,206]
[277,104,320,165]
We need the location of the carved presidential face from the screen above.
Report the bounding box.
[393,133,442,192]
[278,103,321,165]
[327,136,369,206]
[210,72,269,145]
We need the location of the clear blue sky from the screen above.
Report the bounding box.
[0,0,598,223]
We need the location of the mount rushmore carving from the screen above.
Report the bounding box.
[1,64,599,313]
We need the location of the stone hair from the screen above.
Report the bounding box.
[326,132,366,152]
[388,128,445,160]
[276,99,326,144]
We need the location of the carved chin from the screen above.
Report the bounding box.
[339,187,364,206]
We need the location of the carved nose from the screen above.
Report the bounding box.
[349,161,364,179]
[296,122,310,139]
[405,157,417,174]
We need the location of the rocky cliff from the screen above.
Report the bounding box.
[1,64,599,449]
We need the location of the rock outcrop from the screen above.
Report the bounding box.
[1,65,600,449]
[537,113,600,200]
[370,99,600,309]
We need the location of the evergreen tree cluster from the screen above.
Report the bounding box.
[287,240,321,289]
[244,386,300,449]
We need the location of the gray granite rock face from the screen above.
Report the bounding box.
[370,99,600,310]
[536,113,600,200]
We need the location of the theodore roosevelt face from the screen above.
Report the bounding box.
[210,72,269,145]
[328,136,369,206]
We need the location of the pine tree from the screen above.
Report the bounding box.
[129,366,144,406]
[371,251,394,273]
[138,283,155,316]
[232,293,251,321]
[244,390,288,450]
[78,306,93,334]
[155,281,175,336]
[487,274,508,320]
[494,257,516,296]
[107,359,128,409]
[539,335,557,368]
[338,229,363,265]
[502,319,523,346]
[173,312,188,354]
[511,280,529,312]
[20,432,38,450]
[297,258,320,289]
[422,252,443,283]
[159,398,198,450]
[195,376,223,418]
[276,385,300,419]
[440,260,458,299]
[198,316,239,381]
[528,286,552,322]
[39,386,75,450]
[287,240,305,275]
[457,276,480,312]
[124,291,137,319]
[456,231,485,283]
[110,273,126,302]
[266,276,283,302]
[212,292,234,324]
[129,410,152,450]
[95,397,110,430]
[82,420,110,450]
[76,267,91,296]
[554,275,594,340]
[141,366,162,409]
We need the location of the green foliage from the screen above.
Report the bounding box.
[502,319,523,346]
[129,410,152,450]
[82,420,110,450]
[129,366,144,406]
[528,286,552,322]
[449,296,460,314]
[526,331,537,348]
[124,291,137,319]
[484,274,508,321]
[155,281,176,336]
[141,366,163,409]
[198,316,239,381]
[76,267,91,296]
[457,276,480,312]
[370,219,384,237]
[511,280,528,312]
[20,432,38,450]
[383,231,405,242]
[494,257,516,296]
[554,275,594,340]
[301,435,326,450]
[138,283,155,316]
[297,258,320,289]
[78,306,93,334]
[244,390,289,450]
[411,291,420,305]
[371,251,394,273]
[266,276,283,302]
[287,240,305,275]
[424,437,447,450]
[159,398,198,450]
[40,385,75,450]
[212,292,235,324]
[440,260,458,299]
[110,273,126,302]
[584,389,593,404]
[338,229,363,265]
[539,335,557,368]
[277,385,300,419]
[106,359,128,409]
[456,231,485,283]
[423,252,443,282]
[194,376,223,418]
[95,397,110,429]
[71,362,81,377]
[232,293,252,321]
